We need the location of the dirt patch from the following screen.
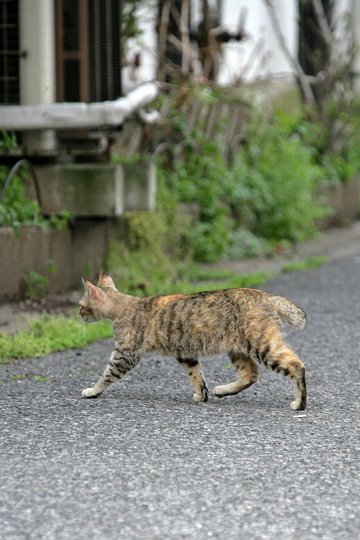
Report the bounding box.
[0,290,80,334]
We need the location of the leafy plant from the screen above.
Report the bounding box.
[0,130,18,152]
[275,105,360,185]
[22,271,49,300]
[224,229,273,261]
[0,165,71,233]
[160,134,233,262]
[22,261,58,300]
[46,210,71,230]
[155,92,335,264]
[224,119,327,243]
[0,167,41,233]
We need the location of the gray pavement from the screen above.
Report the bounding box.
[1,254,360,539]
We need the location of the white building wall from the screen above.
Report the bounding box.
[218,0,298,84]
[122,3,158,93]
[122,0,298,91]
[123,0,360,93]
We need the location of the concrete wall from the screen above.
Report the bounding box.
[35,162,156,216]
[318,176,360,227]
[0,160,157,300]
[0,220,110,300]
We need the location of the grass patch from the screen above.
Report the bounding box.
[0,315,112,364]
[282,255,328,273]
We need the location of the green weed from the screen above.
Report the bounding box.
[9,374,26,381]
[0,315,112,364]
[33,374,49,383]
[22,270,49,300]
[0,164,71,233]
[282,256,329,273]
[22,260,59,299]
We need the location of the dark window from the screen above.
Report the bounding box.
[298,0,332,77]
[64,59,80,101]
[63,0,79,51]
[88,0,121,102]
[0,0,20,104]
[56,0,121,102]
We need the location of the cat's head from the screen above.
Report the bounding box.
[79,272,118,322]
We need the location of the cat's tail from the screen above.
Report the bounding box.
[268,295,306,329]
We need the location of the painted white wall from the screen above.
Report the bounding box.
[123,0,298,90]
[122,3,158,93]
[218,0,298,84]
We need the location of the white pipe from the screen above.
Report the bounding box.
[0,82,160,131]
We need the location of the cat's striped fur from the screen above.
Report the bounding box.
[79,272,307,410]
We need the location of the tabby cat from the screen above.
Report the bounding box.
[79,272,307,410]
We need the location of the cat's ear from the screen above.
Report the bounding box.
[97,272,117,291]
[82,277,101,299]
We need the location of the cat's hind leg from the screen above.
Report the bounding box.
[263,344,307,410]
[177,358,209,402]
[213,352,258,398]
[82,350,140,398]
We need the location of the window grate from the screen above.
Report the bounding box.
[0,0,20,104]
[63,0,79,52]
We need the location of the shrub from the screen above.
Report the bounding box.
[159,136,234,262]
[224,121,327,243]
[157,112,328,259]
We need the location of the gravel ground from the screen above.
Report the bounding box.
[1,253,360,539]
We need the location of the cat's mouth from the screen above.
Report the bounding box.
[79,306,95,321]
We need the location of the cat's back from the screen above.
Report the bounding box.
[143,287,272,327]
[148,287,269,310]
[138,287,275,356]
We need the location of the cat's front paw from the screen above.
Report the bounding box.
[82,387,100,399]
[193,392,207,402]
[291,399,306,411]
[193,382,209,403]
[213,385,227,397]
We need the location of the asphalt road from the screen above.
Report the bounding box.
[1,254,359,540]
